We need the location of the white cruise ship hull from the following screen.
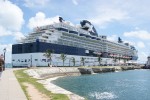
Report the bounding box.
[12,53,115,67]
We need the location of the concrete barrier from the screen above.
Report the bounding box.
[79,67,115,74]
[101,68,115,72]
[121,66,134,70]
[92,68,102,73]
[78,68,93,74]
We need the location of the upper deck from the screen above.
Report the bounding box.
[16,19,137,59]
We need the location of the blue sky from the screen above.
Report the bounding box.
[0,0,150,63]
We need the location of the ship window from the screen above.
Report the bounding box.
[57,28,68,32]
[91,37,96,39]
[47,59,51,62]
[12,59,15,61]
[35,59,38,61]
[69,30,78,34]
[85,35,91,38]
[42,59,46,62]
[80,33,87,37]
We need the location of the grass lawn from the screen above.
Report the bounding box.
[14,69,69,100]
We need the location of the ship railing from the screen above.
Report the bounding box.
[58,22,97,37]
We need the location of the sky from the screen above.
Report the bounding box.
[0,0,150,63]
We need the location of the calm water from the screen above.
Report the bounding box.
[52,70,150,100]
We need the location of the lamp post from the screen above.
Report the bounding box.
[30,55,32,67]
[3,48,6,70]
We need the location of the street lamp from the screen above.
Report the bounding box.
[3,48,6,70]
[30,55,32,67]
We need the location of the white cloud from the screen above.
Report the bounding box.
[137,41,145,48]
[0,0,24,63]
[72,0,78,5]
[89,8,128,27]
[28,12,59,29]
[0,0,24,40]
[107,35,118,42]
[79,1,150,29]
[137,52,148,64]
[124,30,150,40]
[13,32,25,41]
[0,0,24,31]
[0,26,12,37]
[24,0,50,8]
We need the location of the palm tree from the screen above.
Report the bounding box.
[124,58,129,66]
[113,58,117,65]
[81,57,85,66]
[118,57,121,65]
[71,57,76,66]
[43,49,52,66]
[98,56,102,66]
[60,53,67,67]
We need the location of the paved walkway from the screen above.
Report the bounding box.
[0,68,27,100]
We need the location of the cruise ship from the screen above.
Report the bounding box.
[12,17,138,67]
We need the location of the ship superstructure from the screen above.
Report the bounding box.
[12,17,138,67]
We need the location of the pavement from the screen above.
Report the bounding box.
[0,68,27,100]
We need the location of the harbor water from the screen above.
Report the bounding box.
[52,70,150,100]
